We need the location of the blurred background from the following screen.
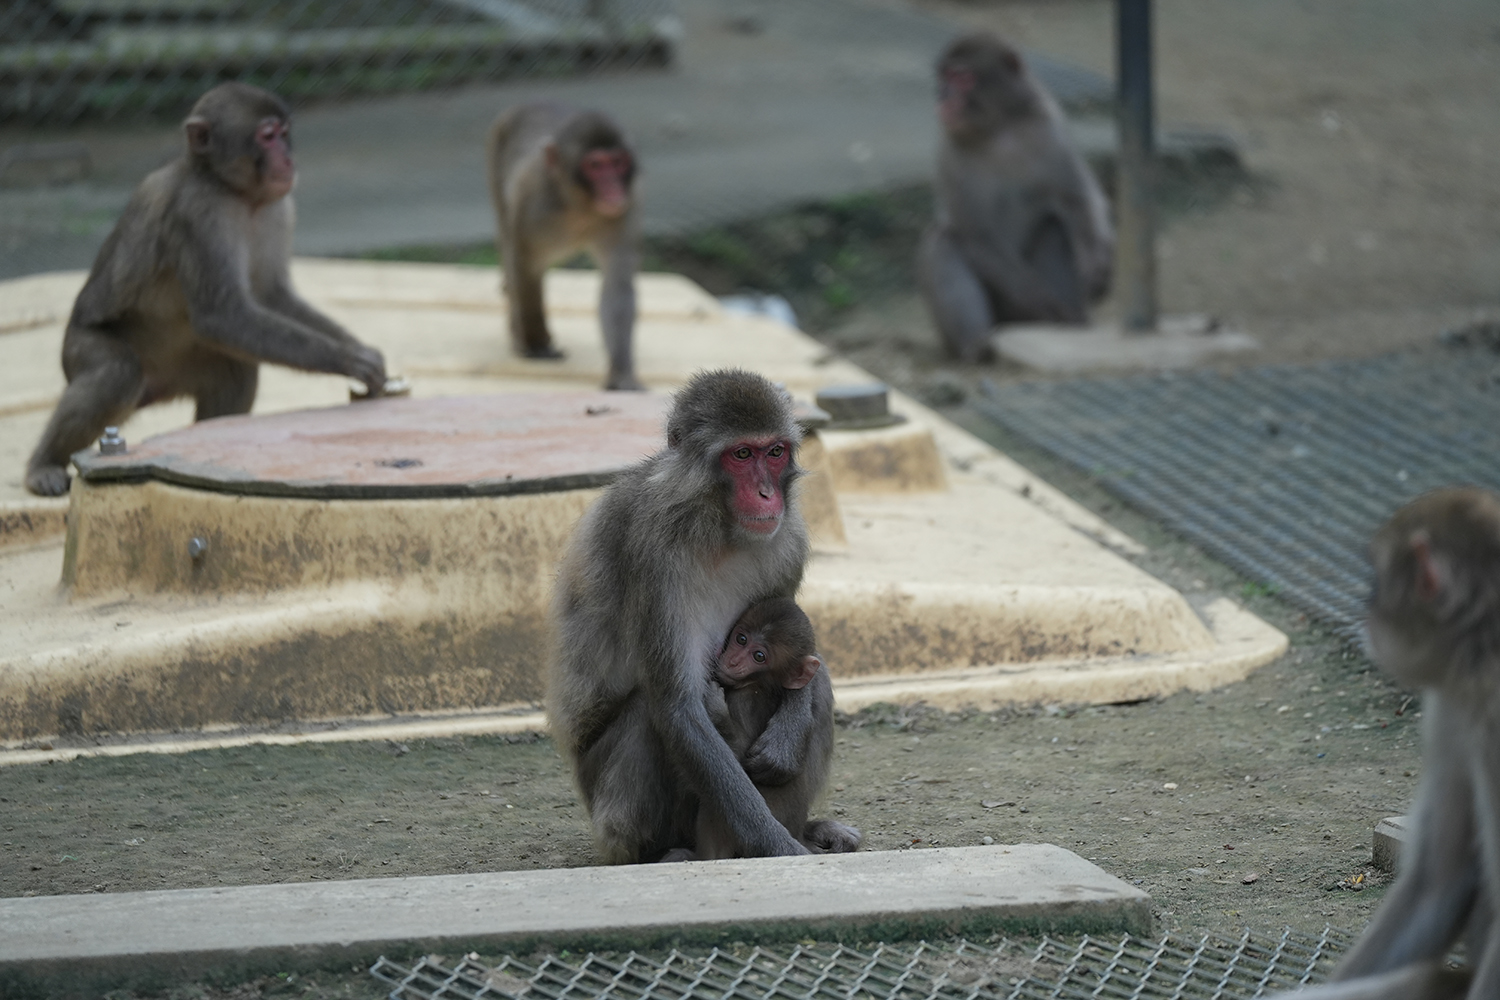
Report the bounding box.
[1,0,1497,396]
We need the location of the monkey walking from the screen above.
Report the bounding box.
[1277,488,1500,1000]
[487,102,643,391]
[548,369,818,863]
[688,598,862,860]
[24,83,387,497]
[917,33,1114,363]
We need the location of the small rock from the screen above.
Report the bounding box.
[1242,872,1260,884]
[981,836,994,845]
[1162,782,1178,790]
[980,800,1015,809]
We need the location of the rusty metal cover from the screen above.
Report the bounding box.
[73,393,670,499]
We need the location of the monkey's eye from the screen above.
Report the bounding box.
[736,632,748,646]
[753,650,766,662]
[768,443,785,458]
[732,446,752,461]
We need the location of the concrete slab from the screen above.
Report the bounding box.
[0,844,1151,999]
[1372,815,1408,873]
[994,317,1260,374]
[0,260,1287,746]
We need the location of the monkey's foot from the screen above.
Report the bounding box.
[804,819,862,854]
[605,373,646,391]
[24,465,71,497]
[520,344,566,360]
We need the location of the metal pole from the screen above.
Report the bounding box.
[1116,0,1157,331]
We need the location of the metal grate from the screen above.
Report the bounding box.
[0,0,677,125]
[370,927,1350,1000]
[974,344,1500,637]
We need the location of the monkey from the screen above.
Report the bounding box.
[23,82,386,497]
[917,32,1114,363]
[692,598,863,860]
[1274,488,1500,1000]
[487,102,642,391]
[548,368,819,863]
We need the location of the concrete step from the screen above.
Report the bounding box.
[0,844,1151,999]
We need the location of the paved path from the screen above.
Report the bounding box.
[0,0,1109,279]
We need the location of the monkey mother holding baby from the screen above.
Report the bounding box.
[548,369,860,863]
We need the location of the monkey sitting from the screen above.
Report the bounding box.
[487,102,643,391]
[917,32,1114,362]
[695,598,862,859]
[1278,488,1500,1000]
[25,82,387,496]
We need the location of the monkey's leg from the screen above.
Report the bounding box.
[190,351,259,421]
[25,328,144,496]
[507,258,563,360]
[1280,963,1469,999]
[917,223,996,363]
[1335,693,1478,978]
[579,701,681,864]
[596,241,642,391]
[1022,214,1087,324]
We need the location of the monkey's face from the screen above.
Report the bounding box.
[254,117,296,202]
[720,436,792,539]
[1364,532,1456,687]
[579,148,633,218]
[717,622,773,689]
[937,64,977,133]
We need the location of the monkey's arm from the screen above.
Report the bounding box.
[1334,693,1479,979]
[175,224,385,390]
[742,673,822,786]
[261,279,367,347]
[651,622,808,857]
[950,226,1077,322]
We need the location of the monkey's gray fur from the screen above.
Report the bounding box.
[548,368,812,862]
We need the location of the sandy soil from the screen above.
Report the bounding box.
[2,2,1498,996]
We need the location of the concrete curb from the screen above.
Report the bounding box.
[0,845,1150,999]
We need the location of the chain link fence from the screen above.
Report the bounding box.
[370,928,1351,1000]
[0,0,679,124]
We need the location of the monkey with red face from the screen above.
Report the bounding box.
[548,369,818,863]
[1275,488,1500,1000]
[488,103,642,390]
[692,598,862,859]
[24,82,387,496]
[918,32,1114,362]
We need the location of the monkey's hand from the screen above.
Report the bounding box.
[742,730,801,786]
[347,344,387,396]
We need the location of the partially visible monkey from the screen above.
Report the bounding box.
[917,32,1114,363]
[692,598,862,859]
[548,368,817,863]
[1276,488,1500,1000]
[487,103,642,391]
[24,82,387,496]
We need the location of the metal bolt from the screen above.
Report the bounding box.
[188,537,207,560]
[98,426,126,455]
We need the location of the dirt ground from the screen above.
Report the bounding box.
[2,1,1498,997]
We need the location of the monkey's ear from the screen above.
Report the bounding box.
[184,116,212,155]
[785,654,822,690]
[1410,532,1448,603]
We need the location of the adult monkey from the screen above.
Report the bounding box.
[24,82,387,496]
[692,598,863,860]
[917,32,1114,362]
[487,103,643,391]
[549,369,814,862]
[1278,488,1500,1000]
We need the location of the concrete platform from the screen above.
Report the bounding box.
[0,844,1151,999]
[1372,815,1408,873]
[994,317,1259,374]
[0,260,1286,747]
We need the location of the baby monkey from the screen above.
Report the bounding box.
[696,598,862,859]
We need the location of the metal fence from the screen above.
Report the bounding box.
[371,928,1350,1000]
[0,0,679,124]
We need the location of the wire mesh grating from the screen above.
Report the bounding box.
[0,0,678,125]
[972,344,1500,638]
[370,927,1351,1000]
